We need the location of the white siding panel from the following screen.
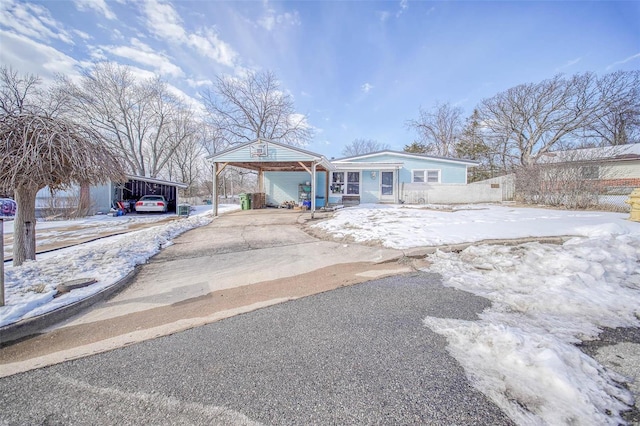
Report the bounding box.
[217,145,317,162]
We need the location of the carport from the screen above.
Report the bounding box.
[114,175,188,214]
[208,139,334,218]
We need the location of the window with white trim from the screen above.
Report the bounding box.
[412,169,440,183]
[331,171,360,194]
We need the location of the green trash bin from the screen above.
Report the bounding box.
[177,203,190,217]
[240,193,252,210]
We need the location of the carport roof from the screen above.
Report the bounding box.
[125,174,188,189]
[208,139,334,172]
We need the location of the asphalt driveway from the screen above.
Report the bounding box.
[0,272,513,425]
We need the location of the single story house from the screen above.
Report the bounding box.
[208,140,479,215]
[331,151,478,205]
[36,175,188,215]
[538,143,640,189]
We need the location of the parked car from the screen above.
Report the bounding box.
[0,198,17,216]
[135,195,168,213]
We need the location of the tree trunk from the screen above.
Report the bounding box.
[13,185,38,267]
[78,182,91,217]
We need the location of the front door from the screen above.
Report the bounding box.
[380,171,394,202]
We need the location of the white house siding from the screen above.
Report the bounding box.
[91,183,113,214]
[218,144,317,162]
[264,172,327,206]
[607,161,640,179]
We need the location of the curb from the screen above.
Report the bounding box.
[401,236,574,259]
[0,235,574,346]
[0,268,139,345]
[0,210,237,346]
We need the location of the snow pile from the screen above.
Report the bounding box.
[424,233,640,425]
[0,213,215,327]
[312,204,636,249]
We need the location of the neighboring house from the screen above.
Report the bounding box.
[36,175,188,216]
[538,143,640,189]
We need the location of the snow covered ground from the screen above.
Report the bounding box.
[0,205,239,328]
[2,203,639,424]
[314,204,640,425]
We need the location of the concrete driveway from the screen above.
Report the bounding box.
[1,209,419,376]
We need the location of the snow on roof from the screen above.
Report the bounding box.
[334,150,479,166]
[539,143,640,163]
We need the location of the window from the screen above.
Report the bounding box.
[331,172,344,194]
[581,165,599,180]
[347,172,360,194]
[412,170,440,183]
[331,171,360,195]
[381,171,393,196]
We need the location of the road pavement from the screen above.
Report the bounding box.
[0,272,514,425]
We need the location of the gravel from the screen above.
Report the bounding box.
[0,272,513,425]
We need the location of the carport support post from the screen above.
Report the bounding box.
[311,161,317,219]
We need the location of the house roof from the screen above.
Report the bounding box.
[332,162,404,170]
[208,139,334,172]
[333,150,479,167]
[539,143,640,164]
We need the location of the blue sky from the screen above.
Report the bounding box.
[1,0,638,158]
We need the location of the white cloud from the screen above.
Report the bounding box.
[73,29,92,40]
[396,0,408,18]
[188,30,237,68]
[100,38,184,78]
[606,52,640,70]
[361,82,373,93]
[141,0,238,69]
[378,11,390,23]
[73,0,116,20]
[142,0,187,41]
[0,30,80,83]
[186,78,214,88]
[555,57,581,72]
[0,0,74,44]
[257,9,301,31]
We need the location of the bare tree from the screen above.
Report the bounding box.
[166,115,207,197]
[201,70,312,146]
[341,138,390,157]
[57,62,192,177]
[0,68,125,266]
[406,102,464,157]
[515,147,619,210]
[0,67,41,115]
[477,73,606,167]
[587,70,640,146]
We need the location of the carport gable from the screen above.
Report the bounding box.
[208,139,334,216]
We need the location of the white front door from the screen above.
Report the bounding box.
[380,171,394,202]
